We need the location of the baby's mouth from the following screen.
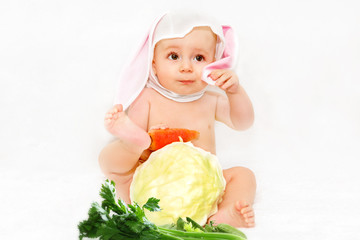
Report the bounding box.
[178,80,195,84]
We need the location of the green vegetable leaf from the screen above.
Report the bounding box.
[143,197,161,212]
[78,202,113,239]
[184,223,203,233]
[185,217,205,232]
[100,180,128,215]
[204,221,217,232]
[79,180,247,240]
[176,217,185,231]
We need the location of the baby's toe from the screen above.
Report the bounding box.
[245,210,255,227]
[235,201,255,228]
[246,221,255,227]
[113,112,122,120]
[235,201,247,210]
[243,210,254,218]
[113,104,123,112]
[240,205,253,215]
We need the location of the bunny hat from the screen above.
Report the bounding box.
[114,11,237,110]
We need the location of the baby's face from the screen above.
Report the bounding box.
[152,27,217,95]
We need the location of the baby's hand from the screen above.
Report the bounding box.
[210,69,239,94]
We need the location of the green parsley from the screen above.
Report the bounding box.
[78,180,247,240]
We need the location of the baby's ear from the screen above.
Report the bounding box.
[152,60,157,75]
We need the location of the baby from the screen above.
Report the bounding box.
[99,12,256,228]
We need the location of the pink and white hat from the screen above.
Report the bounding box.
[114,11,237,109]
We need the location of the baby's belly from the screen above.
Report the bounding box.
[191,136,216,155]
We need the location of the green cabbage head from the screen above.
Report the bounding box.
[130,142,226,226]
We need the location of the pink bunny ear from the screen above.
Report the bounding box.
[202,25,236,85]
[113,14,166,109]
[113,32,151,109]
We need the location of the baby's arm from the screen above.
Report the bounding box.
[211,70,254,130]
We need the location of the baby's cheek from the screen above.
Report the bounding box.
[199,80,208,89]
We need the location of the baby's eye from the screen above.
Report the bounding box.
[194,55,205,62]
[168,53,179,60]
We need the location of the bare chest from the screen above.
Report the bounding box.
[149,97,215,130]
[147,93,217,153]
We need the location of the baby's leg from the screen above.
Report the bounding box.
[99,141,142,203]
[209,167,256,228]
[99,104,151,203]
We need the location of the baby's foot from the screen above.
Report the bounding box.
[104,104,151,150]
[209,201,255,228]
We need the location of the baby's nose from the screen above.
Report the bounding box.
[179,59,193,72]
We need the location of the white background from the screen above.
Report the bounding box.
[1,0,359,239]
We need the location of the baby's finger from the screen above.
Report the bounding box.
[220,77,235,90]
[209,69,226,80]
[215,72,231,87]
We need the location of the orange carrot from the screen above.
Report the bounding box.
[148,128,200,151]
